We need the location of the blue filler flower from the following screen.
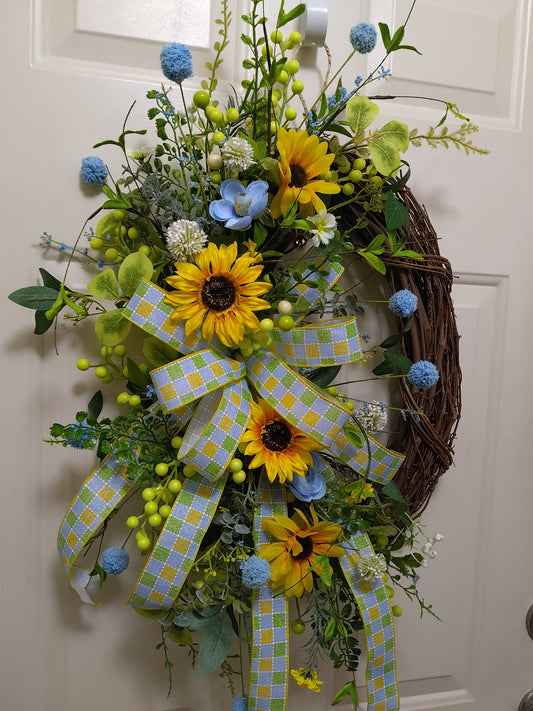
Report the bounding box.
[101,547,130,575]
[288,453,326,502]
[408,361,440,389]
[209,179,268,230]
[65,420,93,449]
[388,289,418,317]
[231,696,249,711]
[80,156,108,186]
[349,23,377,54]
[160,43,193,84]
[241,556,271,588]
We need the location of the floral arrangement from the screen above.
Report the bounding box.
[9,1,485,710]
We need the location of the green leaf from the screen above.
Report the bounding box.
[197,613,233,676]
[305,365,341,388]
[276,1,305,27]
[382,480,407,504]
[34,310,54,334]
[118,251,153,298]
[8,285,60,310]
[253,222,267,247]
[394,249,423,260]
[343,423,365,449]
[387,25,405,52]
[372,350,412,375]
[318,555,332,587]
[126,356,150,389]
[324,618,336,641]
[384,192,409,230]
[364,233,386,252]
[345,95,379,134]
[357,250,386,274]
[143,337,180,368]
[102,198,132,210]
[386,164,411,194]
[332,680,359,707]
[367,137,401,176]
[378,22,392,52]
[87,269,120,301]
[379,120,409,152]
[94,309,131,346]
[87,391,103,420]
[39,268,62,291]
[379,319,412,349]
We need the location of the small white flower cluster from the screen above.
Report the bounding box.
[358,552,387,581]
[221,137,255,173]
[354,400,388,432]
[420,532,443,567]
[165,219,208,261]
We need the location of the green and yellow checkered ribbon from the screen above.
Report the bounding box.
[248,474,289,711]
[58,256,403,708]
[341,532,400,711]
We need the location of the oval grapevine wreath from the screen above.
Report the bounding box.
[9,1,485,709]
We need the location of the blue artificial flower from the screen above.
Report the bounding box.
[240,556,271,588]
[101,547,130,575]
[408,360,440,389]
[288,453,326,502]
[65,420,93,449]
[231,695,249,711]
[209,179,268,230]
[160,43,193,84]
[388,289,418,317]
[80,156,108,186]
[349,23,377,54]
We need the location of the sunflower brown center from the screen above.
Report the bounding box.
[261,420,292,452]
[292,535,313,560]
[289,163,308,188]
[201,275,236,312]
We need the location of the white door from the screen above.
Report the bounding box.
[2,1,532,710]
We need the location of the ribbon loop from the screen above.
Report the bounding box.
[269,317,363,367]
[246,350,351,449]
[179,380,251,481]
[151,349,245,412]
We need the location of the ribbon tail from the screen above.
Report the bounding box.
[128,470,228,609]
[248,474,289,711]
[57,453,141,605]
[340,531,400,711]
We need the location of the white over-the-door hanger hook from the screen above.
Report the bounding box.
[300,0,328,46]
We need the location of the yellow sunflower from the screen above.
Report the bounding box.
[260,507,344,597]
[165,242,271,348]
[270,127,341,218]
[241,399,321,484]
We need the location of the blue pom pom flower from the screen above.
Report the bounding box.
[101,547,130,575]
[349,23,377,54]
[388,289,418,317]
[231,695,248,711]
[241,556,271,588]
[160,43,193,84]
[80,156,108,186]
[408,361,439,389]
